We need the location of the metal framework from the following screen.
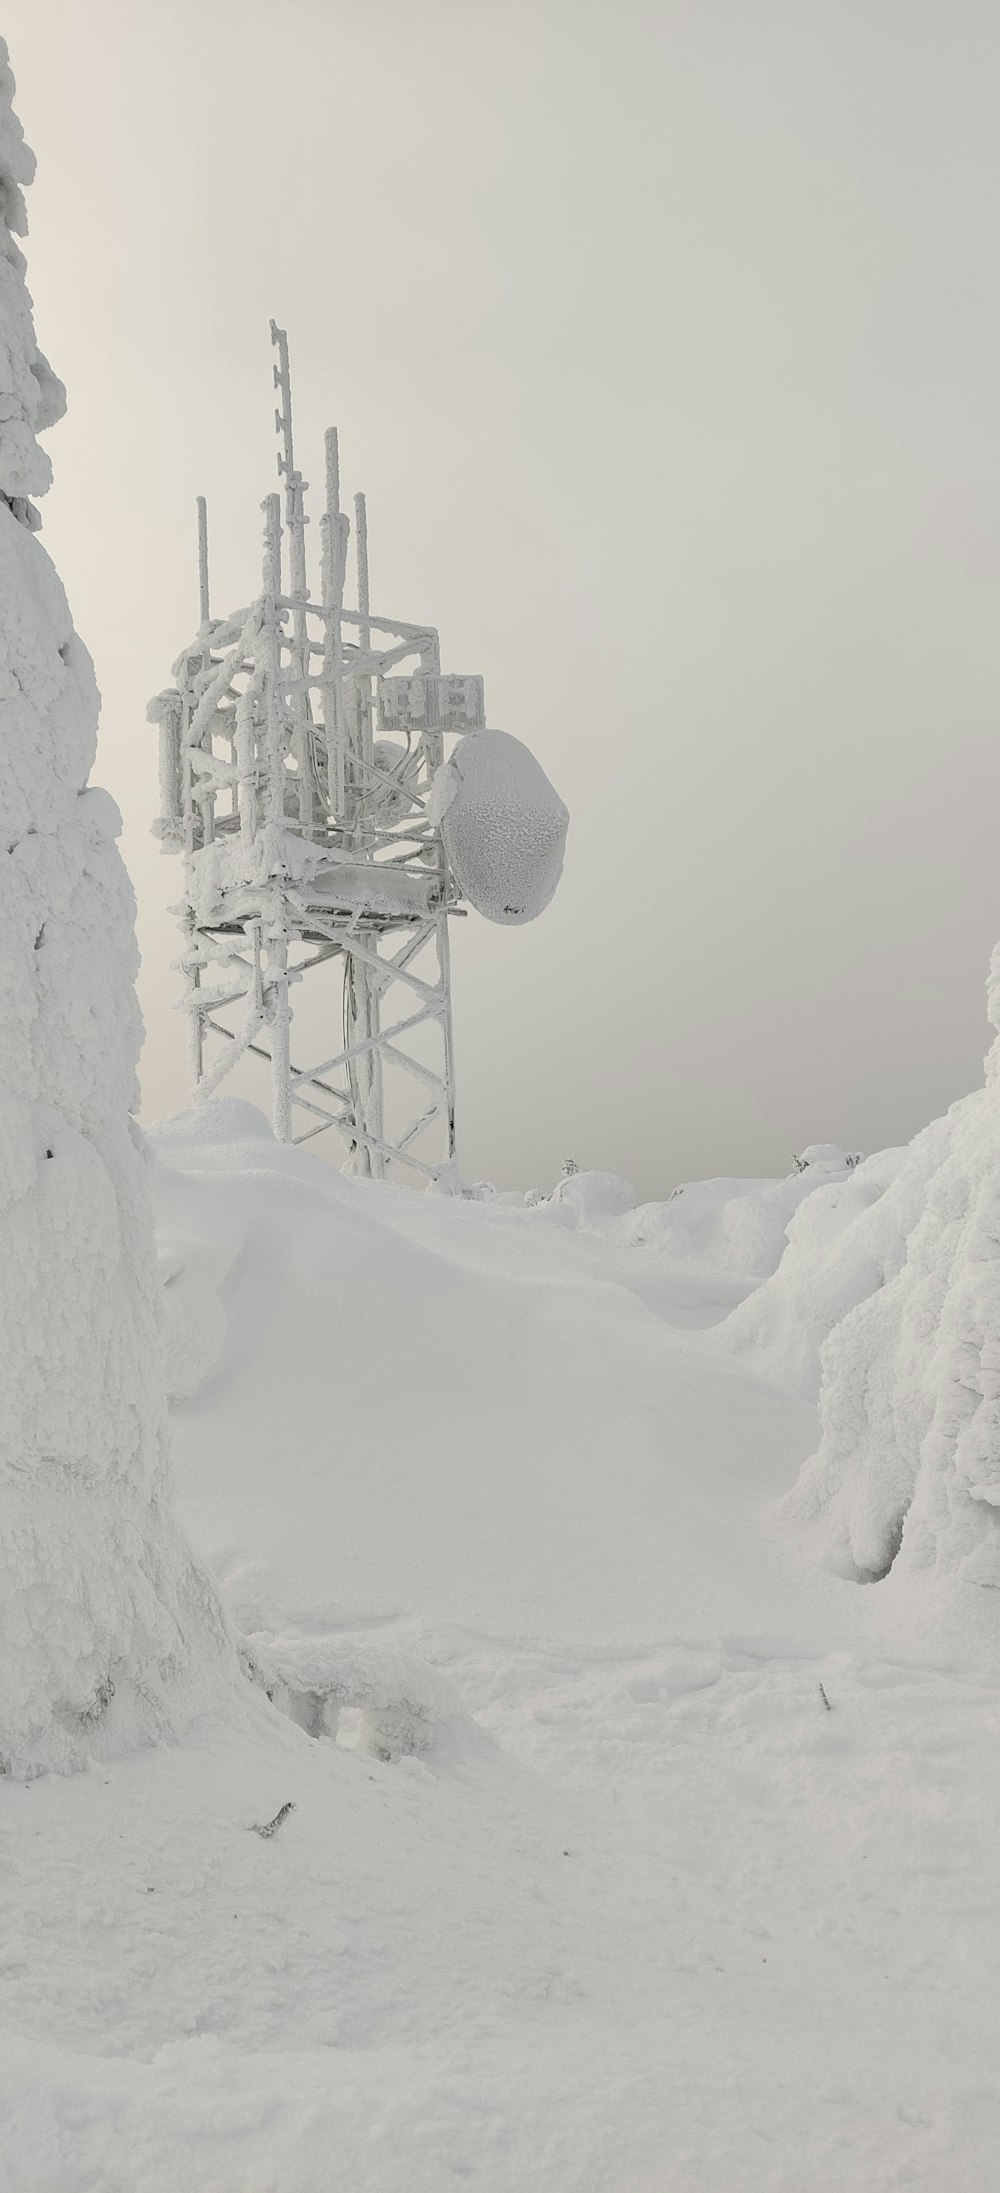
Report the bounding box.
[149,326,491,1182]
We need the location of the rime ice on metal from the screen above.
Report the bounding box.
[150,327,550,1183]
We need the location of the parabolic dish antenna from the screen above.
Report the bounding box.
[430,729,569,926]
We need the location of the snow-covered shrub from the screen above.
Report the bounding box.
[0,44,237,1773]
[792,1142,864,1175]
[466,1178,539,1209]
[548,1168,637,1229]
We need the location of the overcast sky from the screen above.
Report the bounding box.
[8,0,1000,1198]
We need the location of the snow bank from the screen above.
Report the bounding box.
[149,1101,820,1648]
[0,51,239,1774]
[430,728,568,924]
[610,1145,859,1286]
[8,1096,1000,2189]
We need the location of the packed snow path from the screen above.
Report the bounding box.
[3,1108,1000,2190]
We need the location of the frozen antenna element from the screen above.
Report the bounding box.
[148,328,568,1182]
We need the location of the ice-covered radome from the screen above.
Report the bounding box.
[430,728,569,925]
[0,43,240,1774]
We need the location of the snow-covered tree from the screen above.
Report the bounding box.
[785,946,1000,1591]
[0,41,236,1774]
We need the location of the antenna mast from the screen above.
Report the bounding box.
[196,495,210,627]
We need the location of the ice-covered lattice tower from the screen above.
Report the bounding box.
[150,328,568,1182]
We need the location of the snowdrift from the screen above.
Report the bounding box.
[604,1144,860,1284]
[12,1095,1000,2190]
[149,1100,822,1647]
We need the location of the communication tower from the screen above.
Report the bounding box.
[151,330,473,1181]
[149,328,566,1184]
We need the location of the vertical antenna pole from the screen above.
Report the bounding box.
[196,496,211,627]
[354,490,370,640]
[351,487,383,1172]
[260,491,285,830]
[260,489,292,1140]
[437,903,458,1173]
[269,935,292,1142]
[270,322,315,835]
[185,918,205,1096]
[354,489,376,816]
[321,427,348,826]
[270,324,292,463]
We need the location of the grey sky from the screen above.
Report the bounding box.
[9,0,1000,1199]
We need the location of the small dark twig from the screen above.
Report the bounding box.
[79,1674,115,1726]
[818,1682,832,1712]
[252,1800,295,1838]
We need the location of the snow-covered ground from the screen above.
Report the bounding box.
[4,1105,1000,2191]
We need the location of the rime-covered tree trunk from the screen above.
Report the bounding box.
[0,41,234,1774]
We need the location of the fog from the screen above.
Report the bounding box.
[9,0,1000,1199]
